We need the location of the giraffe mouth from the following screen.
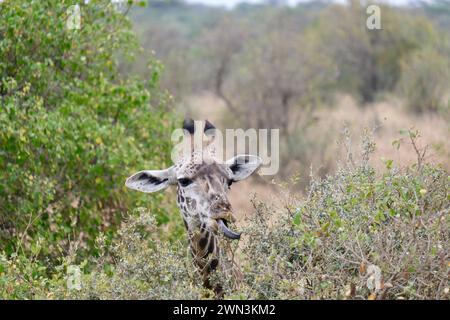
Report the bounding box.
[218,219,241,240]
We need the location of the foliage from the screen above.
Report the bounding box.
[0,208,206,300]
[69,208,206,300]
[0,0,179,259]
[397,43,450,114]
[311,2,441,103]
[0,251,65,299]
[171,131,447,300]
[236,132,449,299]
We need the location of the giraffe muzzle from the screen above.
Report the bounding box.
[218,219,241,240]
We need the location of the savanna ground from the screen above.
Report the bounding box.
[0,0,449,300]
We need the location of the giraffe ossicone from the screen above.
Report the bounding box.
[125,119,262,295]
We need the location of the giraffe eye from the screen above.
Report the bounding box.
[178,178,193,187]
[227,180,233,189]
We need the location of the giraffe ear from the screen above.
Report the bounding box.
[125,167,176,193]
[226,155,262,181]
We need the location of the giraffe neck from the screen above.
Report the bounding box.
[177,189,223,297]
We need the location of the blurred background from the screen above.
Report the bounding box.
[127,0,450,212]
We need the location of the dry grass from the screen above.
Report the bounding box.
[319,94,450,172]
[182,92,450,172]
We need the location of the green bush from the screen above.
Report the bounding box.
[0,251,67,299]
[70,208,206,300]
[237,133,449,299]
[0,0,179,259]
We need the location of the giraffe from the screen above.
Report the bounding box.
[125,119,261,297]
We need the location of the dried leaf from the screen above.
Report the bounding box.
[360,262,366,274]
[70,196,80,209]
[345,283,356,298]
[45,205,54,214]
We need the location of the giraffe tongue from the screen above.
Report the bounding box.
[218,219,241,240]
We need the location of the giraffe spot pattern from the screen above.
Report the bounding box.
[199,237,207,249]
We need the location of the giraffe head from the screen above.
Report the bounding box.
[125,119,262,241]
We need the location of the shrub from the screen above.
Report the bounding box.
[67,208,206,300]
[236,132,449,299]
[0,0,179,259]
[0,252,63,299]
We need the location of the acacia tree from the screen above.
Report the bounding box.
[198,10,335,132]
[313,1,439,103]
[198,15,251,117]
